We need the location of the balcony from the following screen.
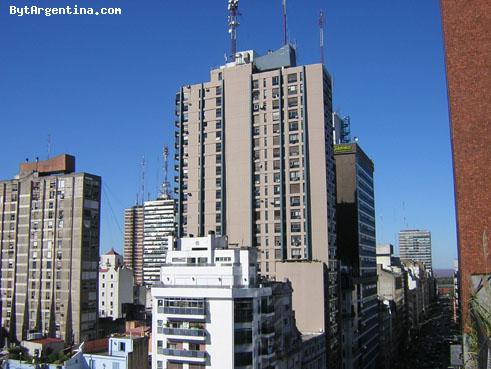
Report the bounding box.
[159,348,207,361]
[158,306,206,316]
[160,327,206,338]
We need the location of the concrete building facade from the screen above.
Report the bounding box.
[0,154,100,345]
[124,205,144,286]
[334,142,378,369]
[99,249,134,319]
[173,45,339,365]
[398,230,433,273]
[142,197,175,285]
[151,234,319,369]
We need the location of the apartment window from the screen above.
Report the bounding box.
[272,100,280,110]
[288,110,299,120]
[216,86,222,95]
[288,97,298,107]
[289,171,300,181]
[291,223,301,232]
[216,120,222,129]
[216,97,222,106]
[288,84,297,95]
[287,73,298,83]
[290,196,301,206]
[289,134,299,144]
[289,146,300,156]
[216,108,222,118]
[252,80,259,89]
[272,111,280,122]
[289,121,299,132]
[291,209,302,221]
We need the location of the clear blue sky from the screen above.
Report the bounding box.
[0,0,456,268]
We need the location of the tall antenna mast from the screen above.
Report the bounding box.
[319,10,325,65]
[160,145,171,198]
[228,0,240,59]
[140,156,145,206]
[282,0,288,45]
[47,134,52,159]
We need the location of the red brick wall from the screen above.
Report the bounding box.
[440,0,491,333]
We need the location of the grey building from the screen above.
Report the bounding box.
[124,205,144,286]
[399,230,432,273]
[173,45,339,366]
[0,154,100,345]
[334,142,378,369]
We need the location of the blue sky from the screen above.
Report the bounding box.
[0,0,456,268]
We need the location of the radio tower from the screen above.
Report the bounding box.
[228,0,239,60]
[282,0,288,45]
[319,10,325,65]
[140,156,145,205]
[160,145,171,199]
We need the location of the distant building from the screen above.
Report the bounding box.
[99,249,134,319]
[332,112,351,144]
[124,205,144,286]
[402,260,431,331]
[151,234,325,369]
[0,154,100,345]
[142,197,175,286]
[334,142,379,369]
[399,230,433,273]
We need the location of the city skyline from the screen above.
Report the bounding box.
[0,1,456,268]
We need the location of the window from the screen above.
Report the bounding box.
[252,80,259,89]
[288,97,298,107]
[272,76,279,86]
[289,134,299,144]
[288,110,299,120]
[290,196,301,206]
[288,84,297,95]
[291,223,301,232]
[289,171,300,181]
[272,100,280,110]
[288,73,298,83]
[289,121,299,131]
[291,209,301,219]
[119,342,126,352]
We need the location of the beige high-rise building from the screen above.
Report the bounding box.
[124,205,144,286]
[0,154,100,345]
[174,45,339,365]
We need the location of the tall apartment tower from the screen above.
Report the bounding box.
[334,143,378,369]
[0,155,100,345]
[398,230,432,273]
[124,205,144,286]
[173,45,339,364]
[174,45,337,275]
[440,0,491,337]
[142,196,175,285]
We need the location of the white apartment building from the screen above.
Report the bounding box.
[151,233,282,369]
[143,197,175,285]
[99,249,134,319]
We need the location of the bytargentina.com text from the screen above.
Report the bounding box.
[10,5,122,16]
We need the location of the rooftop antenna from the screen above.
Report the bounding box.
[47,134,52,159]
[228,0,240,60]
[282,0,288,45]
[319,10,325,64]
[140,156,145,206]
[160,145,171,199]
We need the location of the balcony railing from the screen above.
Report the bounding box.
[158,306,206,315]
[159,327,206,337]
[159,348,206,359]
